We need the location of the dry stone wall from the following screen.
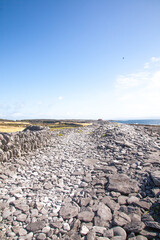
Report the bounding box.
[0,126,52,162]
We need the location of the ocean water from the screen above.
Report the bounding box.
[112,119,160,125]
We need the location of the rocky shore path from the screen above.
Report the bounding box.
[0,122,160,240]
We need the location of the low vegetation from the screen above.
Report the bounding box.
[0,120,92,133]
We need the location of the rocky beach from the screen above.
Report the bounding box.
[0,121,160,240]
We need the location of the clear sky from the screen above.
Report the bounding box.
[0,0,160,120]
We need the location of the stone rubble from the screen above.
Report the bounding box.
[0,121,160,239]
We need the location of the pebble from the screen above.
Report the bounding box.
[80,225,90,235]
[62,222,70,231]
[0,121,160,239]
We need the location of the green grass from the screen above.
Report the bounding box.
[58,133,63,136]
[0,120,91,133]
[78,130,83,133]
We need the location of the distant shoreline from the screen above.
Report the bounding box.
[111,119,160,126]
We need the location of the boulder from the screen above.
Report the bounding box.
[107,174,139,195]
[113,211,131,226]
[124,221,145,233]
[59,203,79,219]
[26,221,45,232]
[151,171,160,187]
[78,210,94,222]
[97,202,112,221]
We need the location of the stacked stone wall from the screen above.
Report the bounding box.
[0,126,52,162]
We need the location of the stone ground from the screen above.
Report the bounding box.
[0,121,160,240]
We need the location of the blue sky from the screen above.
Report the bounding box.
[0,0,160,120]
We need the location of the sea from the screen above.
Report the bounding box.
[111,119,160,125]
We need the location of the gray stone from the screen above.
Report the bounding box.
[44,181,53,189]
[151,171,160,187]
[7,231,16,238]
[97,202,112,221]
[12,226,22,234]
[139,229,157,239]
[36,233,46,240]
[102,196,120,212]
[86,230,96,240]
[13,202,29,212]
[134,200,152,210]
[113,211,131,226]
[124,221,145,233]
[50,220,62,229]
[111,237,125,240]
[62,222,70,231]
[104,229,114,238]
[80,197,91,207]
[78,210,94,222]
[30,208,38,217]
[59,203,79,219]
[136,236,148,240]
[42,226,51,233]
[97,238,110,240]
[93,226,106,235]
[63,231,81,240]
[26,221,45,232]
[80,225,90,235]
[18,228,27,236]
[120,206,141,216]
[112,226,127,239]
[94,216,110,227]
[127,196,139,205]
[71,219,81,231]
[2,208,12,218]
[1,121,160,240]
[118,196,128,205]
[107,174,139,195]
[145,220,160,230]
[23,125,48,131]
[16,213,27,222]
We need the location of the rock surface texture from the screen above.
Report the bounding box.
[0,126,51,162]
[0,121,160,240]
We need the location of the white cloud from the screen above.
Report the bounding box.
[115,58,160,119]
[116,72,149,90]
[58,96,63,101]
[144,62,149,69]
[37,101,42,105]
[151,57,160,62]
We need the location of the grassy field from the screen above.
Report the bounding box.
[0,121,30,133]
[0,120,92,133]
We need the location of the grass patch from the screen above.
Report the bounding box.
[58,133,63,136]
[101,134,107,137]
[0,120,92,133]
[0,126,26,133]
[0,121,30,132]
[78,130,83,133]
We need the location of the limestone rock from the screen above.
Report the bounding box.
[78,210,94,222]
[36,233,46,240]
[124,221,145,233]
[80,225,89,235]
[62,222,70,231]
[102,196,120,212]
[16,213,27,222]
[97,202,112,221]
[113,211,131,226]
[26,221,45,232]
[145,220,160,230]
[151,171,160,187]
[86,230,96,240]
[107,174,139,195]
[59,203,79,219]
[112,226,127,239]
